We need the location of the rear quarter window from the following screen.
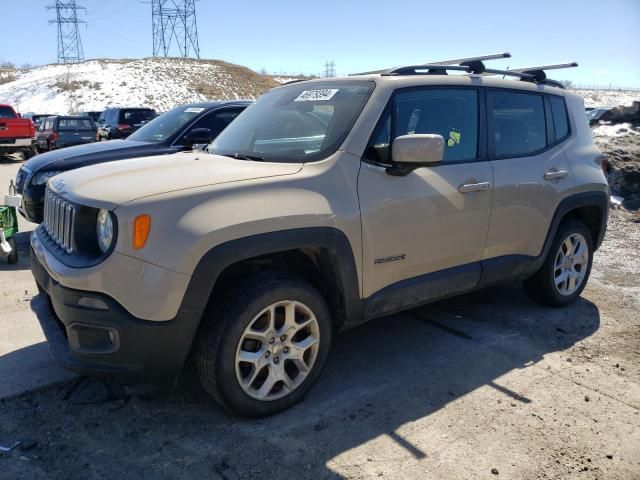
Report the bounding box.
[549,96,569,141]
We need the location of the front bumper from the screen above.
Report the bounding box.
[30,247,202,381]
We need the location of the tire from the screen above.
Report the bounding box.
[524,219,593,307]
[7,237,18,264]
[195,271,333,417]
[22,147,36,160]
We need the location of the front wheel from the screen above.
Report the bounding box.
[195,271,332,417]
[524,219,593,307]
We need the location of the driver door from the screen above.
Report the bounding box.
[358,87,493,314]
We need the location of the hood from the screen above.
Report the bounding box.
[49,151,303,208]
[23,139,156,171]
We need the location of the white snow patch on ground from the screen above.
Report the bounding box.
[592,123,640,138]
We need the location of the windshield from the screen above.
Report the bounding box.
[128,106,206,143]
[210,81,374,162]
[57,118,95,131]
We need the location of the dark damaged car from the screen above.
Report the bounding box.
[15,100,250,223]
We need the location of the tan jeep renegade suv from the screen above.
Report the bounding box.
[30,55,609,417]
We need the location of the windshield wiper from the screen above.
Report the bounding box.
[222,153,266,162]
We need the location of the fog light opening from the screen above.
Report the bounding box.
[77,297,109,311]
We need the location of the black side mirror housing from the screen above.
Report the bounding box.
[182,128,213,147]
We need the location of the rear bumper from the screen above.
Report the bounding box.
[0,138,34,149]
[30,247,202,381]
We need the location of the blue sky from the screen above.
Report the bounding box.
[2,0,639,87]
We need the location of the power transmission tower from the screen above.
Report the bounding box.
[47,1,86,64]
[324,60,336,78]
[152,0,201,58]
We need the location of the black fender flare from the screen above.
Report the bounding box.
[479,191,609,287]
[543,190,609,255]
[178,227,363,330]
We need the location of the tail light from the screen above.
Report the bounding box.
[50,132,58,142]
[597,155,607,176]
[117,123,132,130]
[29,121,36,138]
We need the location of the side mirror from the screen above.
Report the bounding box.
[182,128,213,147]
[388,134,445,176]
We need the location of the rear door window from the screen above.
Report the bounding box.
[488,91,547,157]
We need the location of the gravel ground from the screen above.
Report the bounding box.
[0,153,639,479]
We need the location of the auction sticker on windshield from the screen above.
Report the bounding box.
[294,89,339,102]
[184,107,205,113]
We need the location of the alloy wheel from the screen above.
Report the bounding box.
[235,300,320,401]
[553,233,589,296]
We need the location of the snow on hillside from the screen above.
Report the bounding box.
[1,59,638,116]
[573,88,640,109]
[0,58,279,114]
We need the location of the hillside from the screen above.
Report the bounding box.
[0,57,280,114]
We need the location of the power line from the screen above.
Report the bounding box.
[47,1,86,64]
[151,0,200,59]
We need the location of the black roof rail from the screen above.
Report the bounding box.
[283,78,309,85]
[507,62,578,82]
[350,52,510,76]
[483,62,578,89]
[350,54,577,89]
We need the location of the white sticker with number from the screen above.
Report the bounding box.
[184,107,205,113]
[294,89,339,102]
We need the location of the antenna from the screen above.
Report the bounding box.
[151,0,201,59]
[47,1,86,64]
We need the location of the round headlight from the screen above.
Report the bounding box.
[33,171,63,186]
[96,209,114,253]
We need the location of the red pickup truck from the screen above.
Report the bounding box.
[0,104,37,159]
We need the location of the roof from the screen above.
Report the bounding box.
[275,73,568,96]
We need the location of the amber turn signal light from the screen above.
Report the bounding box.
[133,215,151,249]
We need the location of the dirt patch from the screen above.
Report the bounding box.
[0,210,638,479]
[594,121,640,211]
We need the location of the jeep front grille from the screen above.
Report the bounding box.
[43,189,76,254]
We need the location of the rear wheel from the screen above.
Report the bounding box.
[524,219,593,307]
[195,271,332,417]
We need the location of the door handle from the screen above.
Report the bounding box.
[459,182,491,193]
[544,169,569,181]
